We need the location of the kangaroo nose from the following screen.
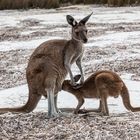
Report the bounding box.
[83,38,88,43]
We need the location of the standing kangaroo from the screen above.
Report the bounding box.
[62,70,140,115]
[0,13,92,118]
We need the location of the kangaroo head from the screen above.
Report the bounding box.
[62,74,81,91]
[66,13,93,43]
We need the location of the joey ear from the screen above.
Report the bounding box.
[66,15,77,27]
[79,12,93,25]
[74,74,81,82]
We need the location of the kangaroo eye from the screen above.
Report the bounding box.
[85,30,88,33]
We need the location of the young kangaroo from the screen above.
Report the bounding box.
[62,70,140,115]
[0,13,92,118]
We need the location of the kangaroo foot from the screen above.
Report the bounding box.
[78,109,88,114]
[73,109,88,114]
[47,111,60,118]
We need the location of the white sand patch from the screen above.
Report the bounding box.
[0,37,63,51]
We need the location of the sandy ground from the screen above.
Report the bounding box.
[0,5,140,139]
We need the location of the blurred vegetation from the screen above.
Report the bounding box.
[0,0,59,9]
[0,0,139,10]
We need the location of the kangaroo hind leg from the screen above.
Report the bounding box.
[98,88,109,116]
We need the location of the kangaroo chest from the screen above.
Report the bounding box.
[71,44,84,64]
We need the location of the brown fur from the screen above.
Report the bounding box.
[62,70,140,115]
[0,13,92,117]
[0,40,82,116]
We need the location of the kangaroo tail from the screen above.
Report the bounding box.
[120,83,140,112]
[0,93,41,114]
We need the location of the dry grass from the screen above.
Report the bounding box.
[0,112,140,139]
[0,0,139,9]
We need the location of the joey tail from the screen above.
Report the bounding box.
[121,83,140,112]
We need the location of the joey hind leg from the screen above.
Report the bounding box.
[100,92,109,116]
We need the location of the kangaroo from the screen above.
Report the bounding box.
[62,70,140,115]
[0,13,92,118]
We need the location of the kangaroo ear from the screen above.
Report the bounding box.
[79,12,93,25]
[74,74,81,82]
[66,15,77,27]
